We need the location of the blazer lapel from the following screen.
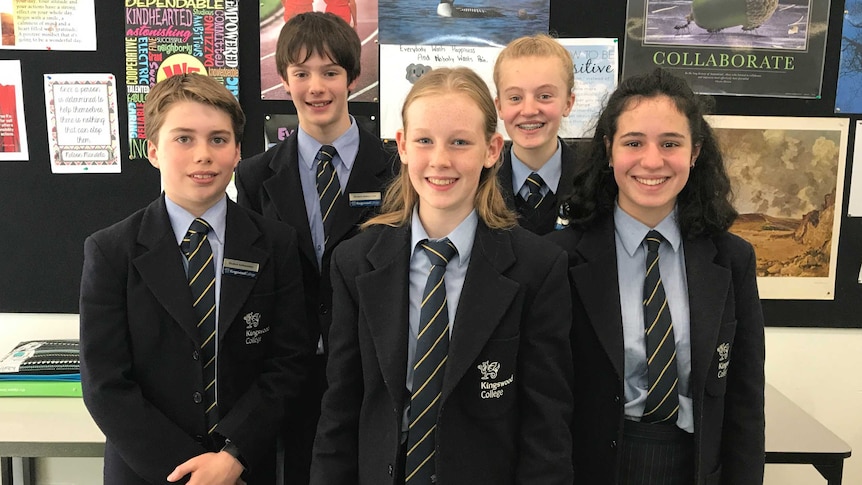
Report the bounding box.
[357,226,412,410]
[133,196,200,344]
[570,217,626,380]
[326,130,392,250]
[218,201,269,342]
[498,146,517,212]
[442,224,519,402]
[684,236,730,394]
[261,134,317,269]
[558,140,577,199]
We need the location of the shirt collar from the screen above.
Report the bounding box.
[510,140,563,194]
[410,206,477,269]
[297,115,359,171]
[613,203,681,257]
[164,194,227,247]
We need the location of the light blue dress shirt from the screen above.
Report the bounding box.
[509,141,562,199]
[401,207,477,437]
[165,194,227,393]
[296,117,360,268]
[614,204,693,433]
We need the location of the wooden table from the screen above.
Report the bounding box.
[765,384,852,485]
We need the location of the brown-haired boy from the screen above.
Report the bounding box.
[235,12,393,485]
[80,73,314,484]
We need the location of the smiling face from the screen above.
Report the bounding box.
[283,49,357,143]
[396,91,503,238]
[495,55,574,169]
[608,95,700,227]
[147,100,240,217]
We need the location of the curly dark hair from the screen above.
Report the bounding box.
[560,68,737,239]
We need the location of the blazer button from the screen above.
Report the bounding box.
[319,303,328,315]
[192,350,199,361]
[193,391,202,404]
[610,440,617,449]
[388,464,393,477]
[613,395,620,403]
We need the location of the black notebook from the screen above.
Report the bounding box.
[0,339,80,375]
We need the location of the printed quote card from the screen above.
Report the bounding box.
[44,73,120,174]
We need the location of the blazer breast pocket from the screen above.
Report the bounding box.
[705,320,737,397]
[462,335,519,419]
[232,291,276,360]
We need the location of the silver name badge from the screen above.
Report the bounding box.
[223,258,259,278]
[348,192,382,207]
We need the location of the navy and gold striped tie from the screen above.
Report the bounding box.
[523,172,547,209]
[406,238,457,485]
[182,218,219,434]
[641,230,680,424]
[315,144,341,245]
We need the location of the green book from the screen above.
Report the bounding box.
[0,380,82,397]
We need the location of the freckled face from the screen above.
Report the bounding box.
[396,92,502,230]
[608,95,700,227]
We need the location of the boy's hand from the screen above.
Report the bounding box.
[166,451,244,485]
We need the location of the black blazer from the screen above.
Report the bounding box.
[311,222,574,485]
[234,125,393,351]
[546,216,765,485]
[498,139,578,235]
[80,195,314,484]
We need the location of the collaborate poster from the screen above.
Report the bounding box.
[259,0,379,102]
[0,0,96,50]
[835,0,862,113]
[622,0,831,98]
[708,115,848,300]
[125,0,240,159]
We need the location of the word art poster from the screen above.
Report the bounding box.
[125,0,240,159]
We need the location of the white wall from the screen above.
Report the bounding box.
[0,313,858,484]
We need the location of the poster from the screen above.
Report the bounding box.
[378,44,502,139]
[622,0,830,98]
[0,59,27,161]
[125,0,240,159]
[707,115,848,300]
[558,38,618,139]
[846,120,862,216]
[44,73,121,174]
[835,0,862,113]
[263,113,378,149]
[259,0,379,102]
[379,0,549,47]
[0,0,96,50]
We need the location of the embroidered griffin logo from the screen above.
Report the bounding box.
[477,360,500,380]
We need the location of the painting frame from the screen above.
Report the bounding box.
[707,114,848,300]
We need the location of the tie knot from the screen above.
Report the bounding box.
[189,218,211,235]
[421,238,457,267]
[645,230,664,253]
[182,218,211,256]
[525,172,545,195]
[316,145,336,164]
